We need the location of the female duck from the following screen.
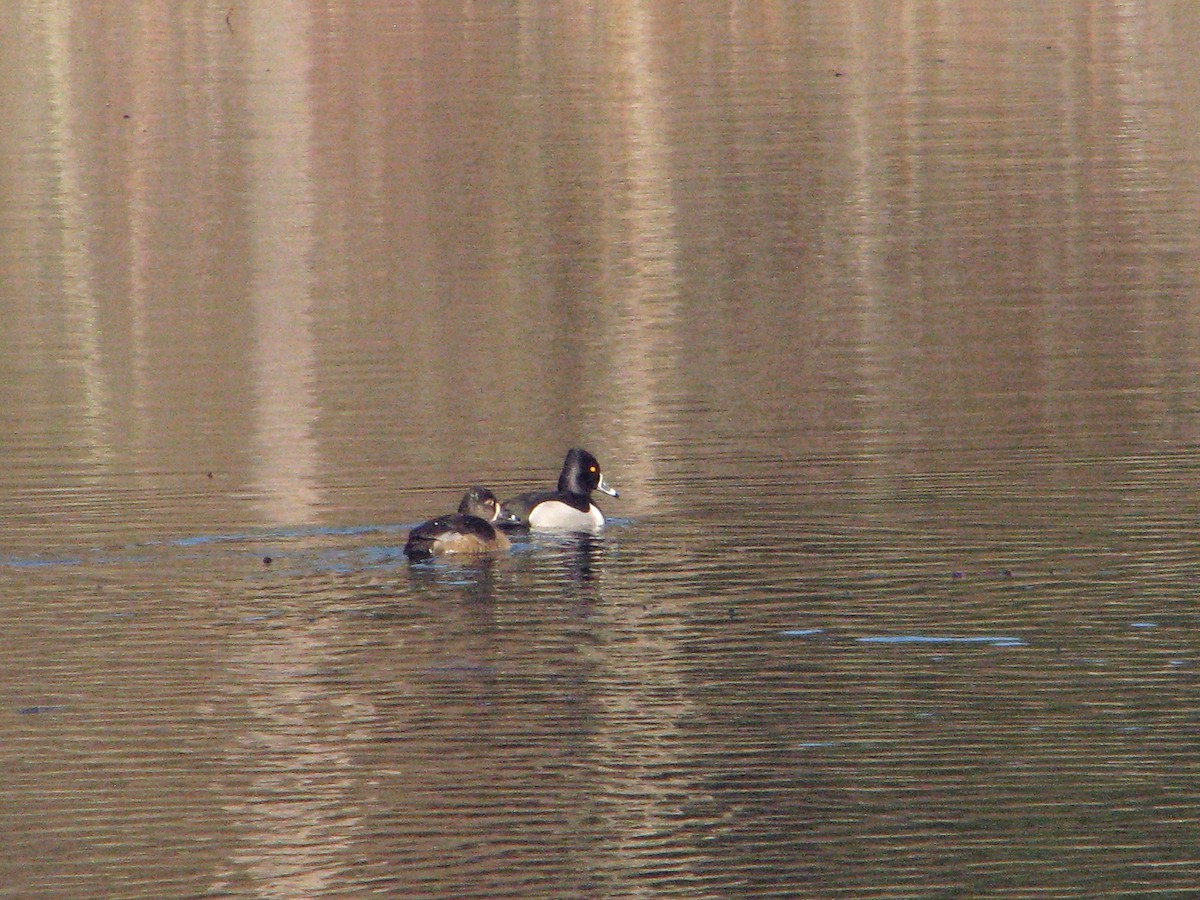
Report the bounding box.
[404,486,520,560]
[502,448,618,532]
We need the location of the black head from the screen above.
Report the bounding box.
[557,448,619,499]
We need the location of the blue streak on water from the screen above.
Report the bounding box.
[1,556,85,568]
[167,524,409,548]
[1,525,412,570]
[780,628,825,637]
[857,634,1027,648]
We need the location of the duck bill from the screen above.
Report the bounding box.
[496,505,523,525]
[597,474,619,498]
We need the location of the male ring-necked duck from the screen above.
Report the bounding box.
[502,448,619,532]
[404,486,520,560]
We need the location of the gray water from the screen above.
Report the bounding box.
[3,2,1200,897]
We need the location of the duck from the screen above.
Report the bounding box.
[501,448,619,532]
[404,486,520,560]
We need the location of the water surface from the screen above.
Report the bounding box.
[3,2,1200,897]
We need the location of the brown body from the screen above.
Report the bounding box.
[419,521,511,557]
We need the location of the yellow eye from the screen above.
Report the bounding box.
[590,466,597,473]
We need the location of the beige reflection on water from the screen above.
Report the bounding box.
[215,8,346,898]
[598,0,683,516]
[216,613,364,898]
[39,2,113,466]
[585,2,696,889]
[839,1,1200,485]
[246,3,321,526]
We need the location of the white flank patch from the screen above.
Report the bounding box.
[528,501,605,532]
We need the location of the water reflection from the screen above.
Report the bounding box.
[41,2,113,466]
[600,1,683,515]
[207,7,335,897]
[247,2,321,527]
[216,607,361,898]
[4,1,1200,897]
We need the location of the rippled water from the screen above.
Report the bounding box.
[4,2,1200,897]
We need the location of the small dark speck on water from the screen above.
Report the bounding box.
[263,556,272,566]
[728,606,738,621]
